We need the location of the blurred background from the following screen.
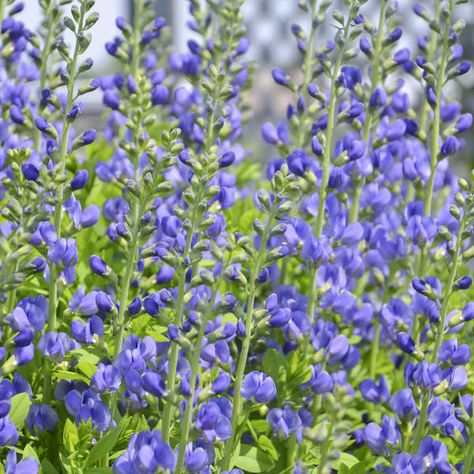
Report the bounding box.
[17,0,474,166]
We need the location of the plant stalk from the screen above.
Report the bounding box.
[412,201,466,451]
[220,207,276,471]
[349,0,386,224]
[42,2,86,405]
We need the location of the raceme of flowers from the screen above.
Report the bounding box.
[0,0,473,472]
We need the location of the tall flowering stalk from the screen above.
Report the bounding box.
[38,0,99,404]
[160,0,251,444]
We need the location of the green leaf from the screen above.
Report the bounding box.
[84,469,113,474]
[350,462,369,474]
[9,393,31,430]
[41,459,60,474]
[77,361,97,379]
[63,419,79,453]
[331,452,360,470]
[54,370,90,383]
[257,435,278,460]
[23,444,39,461]
[233,446,274,473]
[85,417,129,466]
[249,419,269,434]
[262,349,287,382]
[69,348,102,365]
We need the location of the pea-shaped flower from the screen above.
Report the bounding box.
[241,371,277,403]
[25,404,59,434]
[38,332,77,362]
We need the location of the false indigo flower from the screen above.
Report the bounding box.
[114,431,175,473]
[5,450,38,474]
[25,405,59,434]
[38,332,77,361]
[70,169,89,190]
[195,399,232,442]
[241,371,277,403]
[0,416,18,446]
[65,389,111,433]
[267,406,303,442]
[390,389,419,420]
[359,376,390,404]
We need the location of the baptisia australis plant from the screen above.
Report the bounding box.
[0,0,473,472]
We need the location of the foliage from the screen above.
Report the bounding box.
[0,0,473,473]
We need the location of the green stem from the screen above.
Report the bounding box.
[174,288,219,474]
[286,435,297,471]
[463,399,474,473]
[162,104,218,444]
[34,3,56,151]
[42,2,86,405]
[317,420,333,474]
[418,1,452,277]
[369,320,381,379]
[220,208,277,471]
[315,15,352,238]
[412,203,466,451]
[418,0,441,135]
[349,0,386,224]
[131,0,142,77]
[296,0,318,148]
[302,12,353,360]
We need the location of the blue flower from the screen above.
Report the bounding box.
[70,169,89,190]
[65,389,111,433]
[184,445,209,473]
[5,449,39,474]
[47,238,78,267]
[70,315,104,344]
[390,389,419,421]
[0,416,18,446]
[38,332,77,361]
[390,453,425,474]
[114,431,175,473]
[359,376,390,404]
[267,406,303,442]
[418,437,451,474]
[195,399,232,443]
[25,404,59,434]
[241,371,277,403]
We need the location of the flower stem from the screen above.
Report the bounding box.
[296,0,318,148]
[463,399,474,473]
[418,0,441,135]
[220,207,276,471]
[412,202,466,451]
[161,207,203,443]
[174,286,219,474]
[34,2,56,151]
[349,0,386,224]
[418,2,452,277]
[42,2,86,405]
[317,420,333,474]
[303,12,353,355]
[369,319,381,379]
[162,105,218,443]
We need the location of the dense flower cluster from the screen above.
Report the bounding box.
[0,0,473,472]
